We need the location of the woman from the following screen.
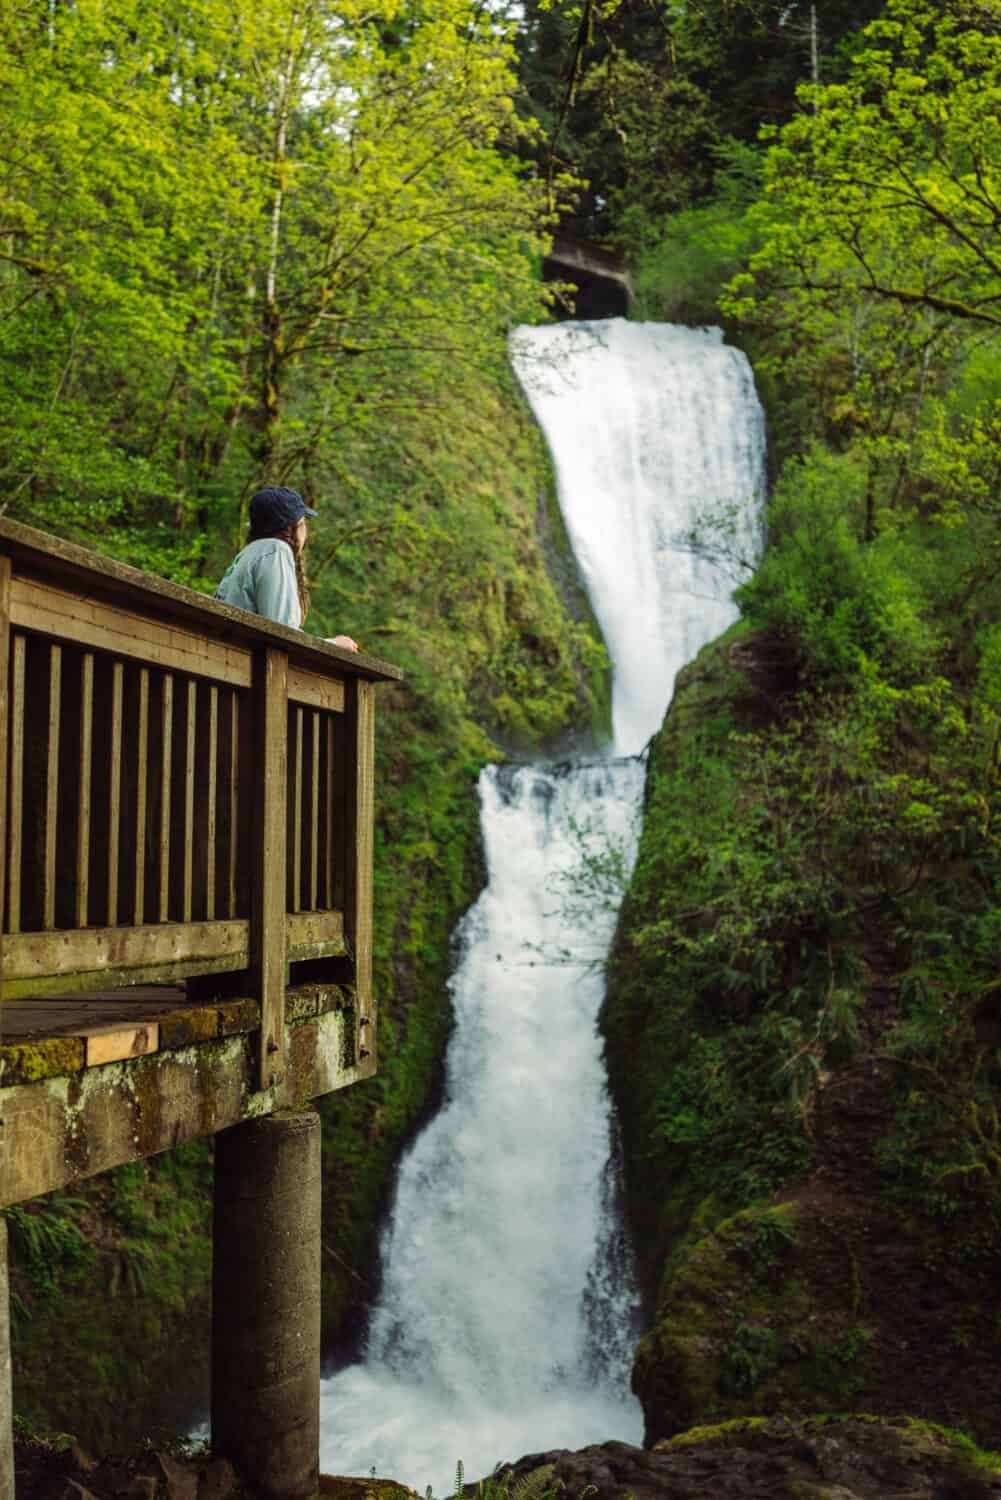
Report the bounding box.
[216,485,358,650]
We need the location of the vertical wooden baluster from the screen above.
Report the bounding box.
[291,706,303,914]
[228,692,239,918]
[325,715,335,910]
[309,711,320,912]
[252,648,288,1088]
[106,661,124,926]
[43,643,62,929]
[133,667,149,926]
[183,679,196,923]
[76,653,94,928]
[7,634,25,935]
[159,674,174,922]
[205,684,218,920]
[0,561,12,949]
[344,679,376,1075]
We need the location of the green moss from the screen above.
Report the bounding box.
[0,1038,84,1085]
[659,1414,1001,1476]
[10,1144,212,1448]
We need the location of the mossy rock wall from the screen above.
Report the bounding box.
[603,627,1001,1450]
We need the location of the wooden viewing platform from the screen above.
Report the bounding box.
[0,518,402,1500]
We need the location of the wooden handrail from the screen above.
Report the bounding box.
[0,518,399,1088]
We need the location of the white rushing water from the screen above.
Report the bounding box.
[513,320,766,756]
[320,318,766,1493]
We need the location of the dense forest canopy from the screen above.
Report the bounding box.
[516,0,885,244]
[1,0,552,575]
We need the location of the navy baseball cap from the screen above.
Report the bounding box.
[249,486,317,530]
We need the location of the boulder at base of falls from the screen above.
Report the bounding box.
[494,1416,1001,1500]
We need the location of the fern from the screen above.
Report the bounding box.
[444,1462,559,1500]
[509,1465,558,1500]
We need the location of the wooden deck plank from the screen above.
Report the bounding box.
[85,1022,159,1066]
[344,679,376,1077]
[182,679,196,922]
[291,706,303,914]
[0,559,10,949]
[310,711,320,912]
[206,684,218,919]
[227,691,239,918]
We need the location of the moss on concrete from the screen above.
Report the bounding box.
[0,1039,84,1086]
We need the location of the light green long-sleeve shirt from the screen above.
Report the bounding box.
[215,538,302,629]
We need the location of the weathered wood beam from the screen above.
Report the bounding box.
[0,986,362,1208]
[11,575,253,689]
[287,663,346,713]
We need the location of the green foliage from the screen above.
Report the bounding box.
[735,447,941,685]
[720,1323,779,1395]
[9,1146,213,1449]
[726,0,1001,336]
[450,1459,559,1500]
[633,147,763,322]
[4,1198,91,1302]
[0,0,553,548]
[516,0,881,249]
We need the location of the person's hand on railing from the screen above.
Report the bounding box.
[325,634,359,652]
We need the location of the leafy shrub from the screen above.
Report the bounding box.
[735,447,940,686]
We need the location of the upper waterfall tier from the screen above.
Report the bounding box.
[511,319,766,756]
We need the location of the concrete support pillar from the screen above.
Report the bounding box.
[0,1218,14,1500]
[212,1111,321,1500]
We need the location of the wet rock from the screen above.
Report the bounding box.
[495,1418,1001,1500]
[59,1482,101,1500]
[198,1457,239,1500]
[119,1480,157,1500]
[154,1452,199,1500]
[68,1443,99,1476]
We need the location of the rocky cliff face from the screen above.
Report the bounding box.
[498,1417,1001,1500]
[602,626,1001,1450]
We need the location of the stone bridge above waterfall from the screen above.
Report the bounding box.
[543,236,633,320]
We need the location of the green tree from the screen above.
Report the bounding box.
[721,0,1001,532]
[727,0,1001,333]
[0,0,550,560]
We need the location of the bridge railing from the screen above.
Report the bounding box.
[0,518,400,1086]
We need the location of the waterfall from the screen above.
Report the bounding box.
[319,318,766,1492]
[515,321,765,757]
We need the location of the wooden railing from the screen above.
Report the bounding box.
[0,518,400,1086]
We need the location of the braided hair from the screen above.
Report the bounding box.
[247,519,310,624]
